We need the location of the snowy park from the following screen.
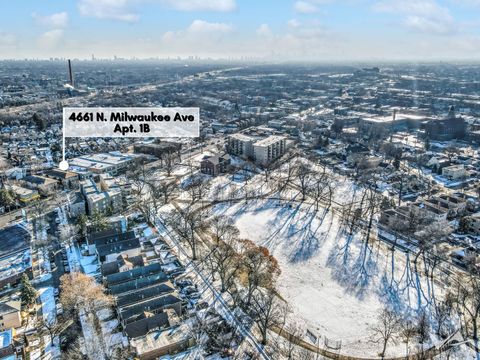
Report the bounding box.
[209,172,464,358]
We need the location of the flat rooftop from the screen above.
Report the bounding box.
[0,224,31,258]
[0,248,30,283]
[229,133,256,142]
[362,113,427,123]
[70,153,133,170]
[254,135,286,147]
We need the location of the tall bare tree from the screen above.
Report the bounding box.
[370,307,400,359]
[185,175,210,204]
[399,318,418,358]
[207,240,241,293]
[249,288,288,345]
[168,205,212,260]
[295,161,313,201]
[455,275,480,341]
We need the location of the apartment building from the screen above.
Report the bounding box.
[253,135,287,165]
[80,175,122,215]
[227,133,287,165]
[227,134,255,158]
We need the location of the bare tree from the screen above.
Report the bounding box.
[36,315,63,344]
[249,288,288,345]
[295,161,313,201]
[209,215,239,245]
[416,310,430,357]
[125,162,154,196]
[185,175,210,204]
[157,179,177,205]
[413,218,452,307]
[399,318,418,358]
[281,321,305,360]
[60,272,113,359]
[306,169,336,211]
[168,205,212,260]
[162,152,177,176]
[370,307,400,359]
[455,275,480,341]
[60,272,113,317]
[146,179,177,219]
[274,159,296,196]
[207,240,241,292]
[433,293,454,338]
[61,341,86,360]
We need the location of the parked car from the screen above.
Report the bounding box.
[56,303,63,315]
[176,279,193,288]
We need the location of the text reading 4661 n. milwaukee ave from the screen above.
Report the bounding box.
[63,107,199,138]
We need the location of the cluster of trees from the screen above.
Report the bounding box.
[169,208,285,346]
[75,209,110,241]
[269,158,337,211]
[371,285,480,359]
[0,187,16,212]
[126,163,179,225]
[370,307,432,359]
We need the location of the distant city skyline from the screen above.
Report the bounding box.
[1,0,480,60]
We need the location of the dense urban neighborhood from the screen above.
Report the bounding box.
[0,60,480,360]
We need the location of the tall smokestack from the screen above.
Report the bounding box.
[68,59,74,87]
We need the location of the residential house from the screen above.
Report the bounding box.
[200,154,230,176]
[442,165,467,180]
[0,302,21,331]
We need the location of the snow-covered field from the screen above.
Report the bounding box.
[212,194,456,357]
[162,156,474,358]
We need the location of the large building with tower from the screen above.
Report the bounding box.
[425,106,466,141]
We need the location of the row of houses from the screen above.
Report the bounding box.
[85,225,194,359]
[381,192,476,227]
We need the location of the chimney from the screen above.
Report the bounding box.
[68,59,74,87]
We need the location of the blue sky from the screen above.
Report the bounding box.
[0,0,479,60]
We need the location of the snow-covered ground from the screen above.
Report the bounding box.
[38,287,56,325]
[212,195,459,357]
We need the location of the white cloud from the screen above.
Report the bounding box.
[161,0,236,12]
[78,0,139,22]
[403,16,454,34]
[288,19,301,28]
[256,24,272,37]
[187,19,233,33]
[32,12,69,28]
[38,29,64,48]
[450,0,480,5]
[160,20,235,57]
[293,0,334,14]
[77,0,235,22]
[294,1,319,13]
[374,0,457,35]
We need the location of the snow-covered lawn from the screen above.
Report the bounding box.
[213,197,455,358]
